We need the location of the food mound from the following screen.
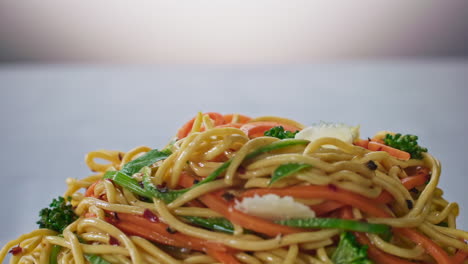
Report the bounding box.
[1,113,467,264]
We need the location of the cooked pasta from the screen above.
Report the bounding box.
[1,112,467,264]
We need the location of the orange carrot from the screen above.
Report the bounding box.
[84,212,97,218]
[310,200,345,216]
[207,248,241,264]
[108,213,228,252]
[452,249,468,263]
[395,228,452,264]
[353,139,370,148]
[241,185,391,218]
[216,123,243,129]
[177,112,225,139]
[375,168,431,204]
[223,114,251,124]
[368,141,411,160]
[85,181,100,197]
[401,175,428,190]
[239,121,300,139]
[178,173,302,236]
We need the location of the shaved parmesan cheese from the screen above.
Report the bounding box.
[234,194,316,221]
[295,122,360,145]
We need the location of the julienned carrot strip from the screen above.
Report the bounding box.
[339,207,416,264]
[375,168,431,204]
[177,112,225,139]
[401,175,428,190]
[203,191,302,236]
[395,228,452,264]
[108,213,227,252]
[368,141,411,160]
[178,173,302,236]
[239,122,300,139]
[85,181,100,197]
[353,139,370,148]
[310,200,345,216]
[223,114,251,124]
[216,123,243,129]
[207,248,241,264]
[452,249,468,263]
[241,186,390,218]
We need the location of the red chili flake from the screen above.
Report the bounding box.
[328,184,338,192]
[9,246,22,256]
[109,236,120,246]
[143,209,159,223]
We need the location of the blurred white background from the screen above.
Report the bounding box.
[1,0,468,63]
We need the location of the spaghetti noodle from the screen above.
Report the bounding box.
[1,112,467,264]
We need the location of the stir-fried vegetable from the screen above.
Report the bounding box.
[37,197,78,233]
[331,232,373,264]
[264,126,299,139]
[383,133,427,159]
[183,216,234,234]
[269,163,312,185]
[276,218,390,235]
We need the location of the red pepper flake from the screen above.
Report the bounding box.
[237,166,246,174]
[143,209,159,223]
[109,236,120,246]
[328,184,338,192]
[9,246,22,256]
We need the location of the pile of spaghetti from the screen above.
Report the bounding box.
[2,113,468,264]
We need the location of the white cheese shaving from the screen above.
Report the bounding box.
[234,194,316,221]
[295,121,360,145]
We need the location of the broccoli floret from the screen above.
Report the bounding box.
[332,232,373,264]
[384,133,428,159]
[264,126,299,139]
[37,196,78,233]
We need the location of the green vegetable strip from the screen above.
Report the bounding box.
[103,171,152,199]
[121,149,172,176]
[269,163,312,185]
[183,216,234,234]
[141,167,182,203]
[105,139,310,203]
[276,218,390,235]
[49,245,61,264]
[245,139,309,159]
[84,254,112,264]
[332,232,373,264]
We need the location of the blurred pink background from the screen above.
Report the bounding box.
[1,0,467,64]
